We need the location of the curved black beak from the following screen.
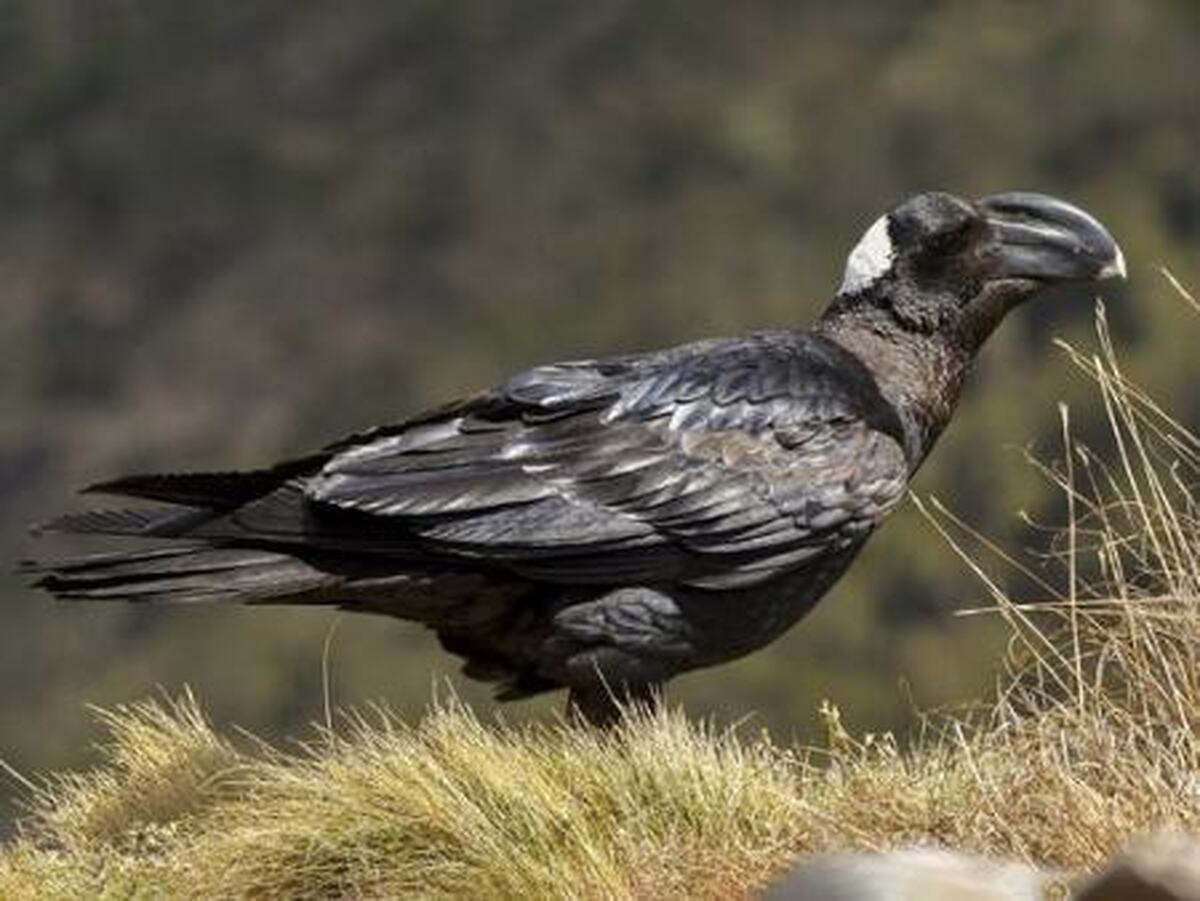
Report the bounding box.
[977,192,1126,283]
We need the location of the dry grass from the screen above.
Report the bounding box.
[4,276,1200,899]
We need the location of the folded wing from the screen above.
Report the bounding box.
[308,332,910,589]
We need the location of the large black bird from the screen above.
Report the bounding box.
[25,192,1124,725]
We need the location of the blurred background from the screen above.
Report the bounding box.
[3,1,1199,824]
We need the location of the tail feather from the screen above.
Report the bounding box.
[25,546,340,604]
[19,546,205,576]
[84,459,323,509]
[33,506,216,538]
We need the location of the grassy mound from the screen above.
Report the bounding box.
[1,678,1194,899]
[5,282,1200,898]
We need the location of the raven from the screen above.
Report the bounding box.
[25,192,1124,725]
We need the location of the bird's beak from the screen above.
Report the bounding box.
[977,192,1126,283]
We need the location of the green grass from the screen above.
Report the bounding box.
[4,279,1200,899]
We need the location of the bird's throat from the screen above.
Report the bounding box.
[816,310,974,470]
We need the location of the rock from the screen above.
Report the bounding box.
[1075,832,1200,901]
[763,833,1200,901]
[761,847,1067,901]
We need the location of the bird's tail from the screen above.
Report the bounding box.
[20,460,357,605]
[18,545,340,605]
[22,468,523,618]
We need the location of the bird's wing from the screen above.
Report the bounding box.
[307,332,910,588]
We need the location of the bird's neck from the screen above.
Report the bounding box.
[815,303,974,470]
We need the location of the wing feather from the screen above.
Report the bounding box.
[306,331,909,587]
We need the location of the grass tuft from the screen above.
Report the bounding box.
[4,275,1200,898]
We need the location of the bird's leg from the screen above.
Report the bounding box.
[565,681,662,729]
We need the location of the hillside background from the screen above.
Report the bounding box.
[3,1,1199,826]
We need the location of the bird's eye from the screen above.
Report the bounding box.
[924,221,972,255]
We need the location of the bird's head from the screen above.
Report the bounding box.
[830,191,1125,349]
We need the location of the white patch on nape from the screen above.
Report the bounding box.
[838,214,895,296]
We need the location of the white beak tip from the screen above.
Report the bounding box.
[1099,244,1127,280]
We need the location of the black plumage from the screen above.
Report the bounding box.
[23,191,1125,724]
